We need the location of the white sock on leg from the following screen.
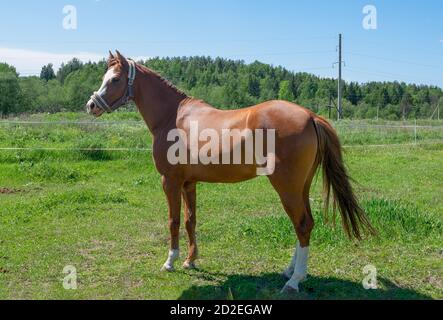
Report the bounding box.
[282,243,309,292]
[283,243,298,279]
[161,249,180,272]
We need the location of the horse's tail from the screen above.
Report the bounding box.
[312,115,376,240]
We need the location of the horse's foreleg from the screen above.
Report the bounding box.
[161,176,183,272]
[182,182,198,269]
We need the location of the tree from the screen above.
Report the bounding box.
[247,75,261,98]
[0,63,21,116]
[57,58,83,84]
[278,80,295,101]
[297,77,317,103]
[19,76,47,112]
[346,82,362,105]
[376,87,390,108]
[0,63,18,76]
[63,61,105,110]
[400,93,412,120]
[0,56,442,119]
[40,63,56,81]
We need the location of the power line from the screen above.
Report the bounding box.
[346,67,410,79]
[294,66,334,71]
[224,50,335,58]
[345,67,433,85]
[0,34,338,45]
[343,35,443,55]
[348,52,443,69]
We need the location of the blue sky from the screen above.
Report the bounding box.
[0,0,442,87]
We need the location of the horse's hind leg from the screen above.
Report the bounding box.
[182,181,198,269]
[269,168,315,292]
[282,169,315,279]
[280,193,314,292]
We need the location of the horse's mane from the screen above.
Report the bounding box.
[108,57,187,97]
[139,64,188,97]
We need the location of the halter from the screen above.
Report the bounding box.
[90,59,137,113]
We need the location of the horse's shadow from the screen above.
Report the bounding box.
[178,270,433,300]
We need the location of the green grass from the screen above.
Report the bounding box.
[0,113,442,300]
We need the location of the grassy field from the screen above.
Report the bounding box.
[0,113,442,300]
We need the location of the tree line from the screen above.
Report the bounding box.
[0,56,442,119]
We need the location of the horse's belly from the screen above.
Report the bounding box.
[189,164,258,183]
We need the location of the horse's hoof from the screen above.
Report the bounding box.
[282,269,294,279]
[281,276,305,294]
[282,270,308,282]
[161,264,175,272]
[183,261,197,270]
[280,283,299,294]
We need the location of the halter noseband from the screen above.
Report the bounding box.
[90,59,136,113]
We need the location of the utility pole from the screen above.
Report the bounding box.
[337,33,343,121]
[430,102,440,120]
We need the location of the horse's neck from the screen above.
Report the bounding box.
[134,68,188,135]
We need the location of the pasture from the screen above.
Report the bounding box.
[0,113,442,300]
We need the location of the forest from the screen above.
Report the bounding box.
[0,56,442,119]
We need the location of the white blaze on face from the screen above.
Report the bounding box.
[97,66,118,96]
[86,66,118,113]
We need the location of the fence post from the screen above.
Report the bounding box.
[414,119,417,145]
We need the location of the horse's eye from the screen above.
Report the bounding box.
[112,77,120,83]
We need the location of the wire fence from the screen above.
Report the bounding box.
[0,141,442,153]
[0,120,442,128]
[0,120,442,153]
[0,121,145,126]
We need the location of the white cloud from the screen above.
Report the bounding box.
[0,47,150,76]
[0,47,103,75]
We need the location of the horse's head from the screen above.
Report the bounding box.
[86,50,136,117]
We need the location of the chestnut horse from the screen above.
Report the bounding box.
[86,51,375,293]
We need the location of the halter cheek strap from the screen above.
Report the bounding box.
[91,59,136,113]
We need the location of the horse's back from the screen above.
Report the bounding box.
[179,99,314,134]
[247,100,314,133]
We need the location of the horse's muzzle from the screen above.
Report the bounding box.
[86,100,104,117]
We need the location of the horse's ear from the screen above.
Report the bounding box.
[115,50,125,61]
[115,50,129,68]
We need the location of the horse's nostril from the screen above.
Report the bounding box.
[87,101,95,114]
